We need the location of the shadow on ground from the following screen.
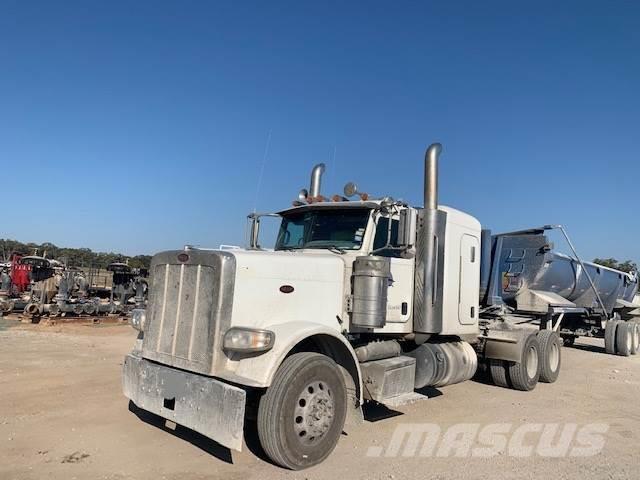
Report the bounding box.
[568,342,608,355]
[128,401,234,464]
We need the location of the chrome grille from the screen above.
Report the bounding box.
[142,250,235,375]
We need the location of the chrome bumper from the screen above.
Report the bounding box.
[122,353,246,451]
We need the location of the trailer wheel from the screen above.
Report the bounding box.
[537,330,561,383]
[615,321,633,357]
[508,334,540,391]
[257,352,347,470]
[604,320,619,355]
[489,359,509,388]
[630,321,640,355]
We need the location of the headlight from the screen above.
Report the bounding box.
[129,308,146,331]
[223,327,275,352]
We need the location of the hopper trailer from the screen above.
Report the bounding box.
[480,227,639,356]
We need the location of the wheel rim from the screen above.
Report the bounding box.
[548,341,560,372]
[526,346,538,379]
[293,380,335,446]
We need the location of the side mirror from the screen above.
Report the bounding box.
[246,212,282,250]
[247,213,261,249]
[398,208,417,248]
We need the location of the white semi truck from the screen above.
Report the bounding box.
[123,143,639,469]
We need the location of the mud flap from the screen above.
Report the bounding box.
[482,330,528,363]
[123,353,246,451]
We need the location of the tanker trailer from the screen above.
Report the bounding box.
[479,226,640,356]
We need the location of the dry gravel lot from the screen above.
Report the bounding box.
[1,317,639,480]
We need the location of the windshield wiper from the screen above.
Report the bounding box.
[301,243,349,254]
[280,244,347,254]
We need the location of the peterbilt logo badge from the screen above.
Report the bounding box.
[177,253,189,262]
[279,285,294,294]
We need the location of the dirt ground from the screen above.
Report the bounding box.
[1,317,639,480]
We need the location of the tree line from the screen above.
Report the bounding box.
[592,258,637,274]
[0,238,152,270]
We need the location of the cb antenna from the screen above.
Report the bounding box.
[253,129,272,213]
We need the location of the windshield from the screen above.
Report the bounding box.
[275,208,370,251]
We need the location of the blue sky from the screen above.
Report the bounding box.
[1,1,638,263]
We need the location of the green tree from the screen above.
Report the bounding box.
[129,255,152,270]
[592,258,638,273]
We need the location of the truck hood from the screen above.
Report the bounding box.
[140,247,348,382]
[231,249,347,281]
[228,249,347,331]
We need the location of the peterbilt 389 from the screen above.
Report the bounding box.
[122,143,639,469]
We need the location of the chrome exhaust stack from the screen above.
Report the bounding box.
[424,144,440,210]
[309,163,326,199]
[414,143,444,334]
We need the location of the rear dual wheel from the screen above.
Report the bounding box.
[489,334,541,391]
[509,335,541,391]
[606,320,638,357]
[536,330,561,383]
[630,321,640,355]
[489,359,509,388]
[617,321,633,356]
[605,319,619,354]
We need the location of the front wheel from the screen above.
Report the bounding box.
[257,352,347,470]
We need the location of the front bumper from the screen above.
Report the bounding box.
[122,353,246,451]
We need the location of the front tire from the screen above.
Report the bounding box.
[257,352,347,470]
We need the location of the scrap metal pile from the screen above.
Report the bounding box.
[0,253,147,319]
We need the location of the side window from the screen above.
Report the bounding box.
[276,217,307,248]
[373,217,401,257]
